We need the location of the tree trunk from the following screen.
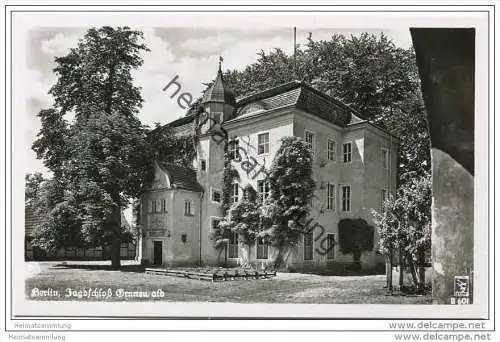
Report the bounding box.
[399,247,404,290]
[273,247,291,271]
[110,206,121,269]
[273,248,285,270]
[247,244,251,268]
[111,237,121,269]
[353,247,362,271]
[385,251,393,295]
[217,245,227,266]
[417,249,426,294]
[406,253,419,288]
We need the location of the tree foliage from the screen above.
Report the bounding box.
[26,174,83,252]
[148,124,197,169]
[372,171,431,289]
[338,218,375,266]
[31,26,150,268]
[372,172,431,256]
[260,136,315,269]
[25,172,45,207]
[223,185,261,246]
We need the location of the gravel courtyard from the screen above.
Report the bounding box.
[24,261,431,304]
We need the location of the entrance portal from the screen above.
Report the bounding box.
[153,241,162,266]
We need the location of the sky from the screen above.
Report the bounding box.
[26,27,412,176]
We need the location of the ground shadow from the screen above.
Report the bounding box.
[50,262,146,273]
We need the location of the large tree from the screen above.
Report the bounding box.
[261,136,315,270]
[372,171,431,293]
[32,27,151,268]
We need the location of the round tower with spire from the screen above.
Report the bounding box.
[195,61,237,265]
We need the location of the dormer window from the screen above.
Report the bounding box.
[239,102,266,116]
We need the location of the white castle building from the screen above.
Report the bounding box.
[139,65,399,273]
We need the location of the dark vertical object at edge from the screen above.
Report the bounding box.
[410,28,475,304]
[293,27,297,78]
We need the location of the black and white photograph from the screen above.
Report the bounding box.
[1,2,496,341]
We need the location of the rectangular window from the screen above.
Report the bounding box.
[211,217,221,231]
[211,189,222,203]
[150,200,158,213]
[305,130,315,156]
[304,232,313,260]
[227,231,238,258]
[149,200,153,213]
[382,148,389,169]
[257,180,270,202]
[161,199,166,212]
[230,183,239,203]
[343,142,352,163]
[327,183,335,211]
[342,185,351,212]
[326,233,335,260]
[327,138,336,161]
[228,140,239,160]
[184,200,192,216]
[381,189,388,211]
[256,237,269,259]
[200,159,207,171]
[258,132,270,155]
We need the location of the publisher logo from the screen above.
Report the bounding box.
[454,276,470,297]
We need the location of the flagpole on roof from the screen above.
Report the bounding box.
[293,27,297,79]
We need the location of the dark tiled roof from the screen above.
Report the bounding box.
[158,162,204,192]
[167,115,196,128]
[233,81,353,127]
[236,81,303,107]
[159,78,387,135]
[201,68,236,105]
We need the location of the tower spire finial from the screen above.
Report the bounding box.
[218,55,223,72]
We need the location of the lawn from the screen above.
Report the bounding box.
[25,261,432,304]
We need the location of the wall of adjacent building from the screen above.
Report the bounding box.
[169,189,201,265]
[140,163,201,266]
